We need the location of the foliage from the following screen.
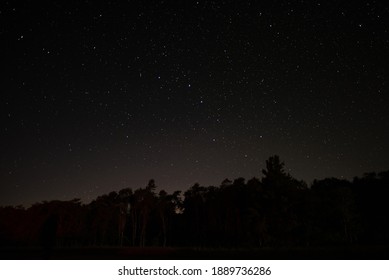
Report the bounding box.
[1,156,389,248]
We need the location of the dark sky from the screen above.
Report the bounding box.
[1,0,389,206]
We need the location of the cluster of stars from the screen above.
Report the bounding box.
[1,1,388,206]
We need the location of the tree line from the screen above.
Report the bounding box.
[1,155,389,248]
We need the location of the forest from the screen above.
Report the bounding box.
[1,156,389,253]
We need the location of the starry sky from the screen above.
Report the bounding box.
[1,0,389,206]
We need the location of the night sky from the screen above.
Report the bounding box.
[1,1,389,206]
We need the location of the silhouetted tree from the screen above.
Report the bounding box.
[183,183,209,246]
[310,178,359,245]
[156,189,182,246]
[261,155,308,245]
[129,180,157,246]
[2,158,389,251]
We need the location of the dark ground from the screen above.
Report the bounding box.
[1,246,388,260]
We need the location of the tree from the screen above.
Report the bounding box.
[117,188,132,246]
[310,178,359,244]
[183,183,209,246]
[261,155,308,245]
[156,189,182,246]
[129,180,157,246]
